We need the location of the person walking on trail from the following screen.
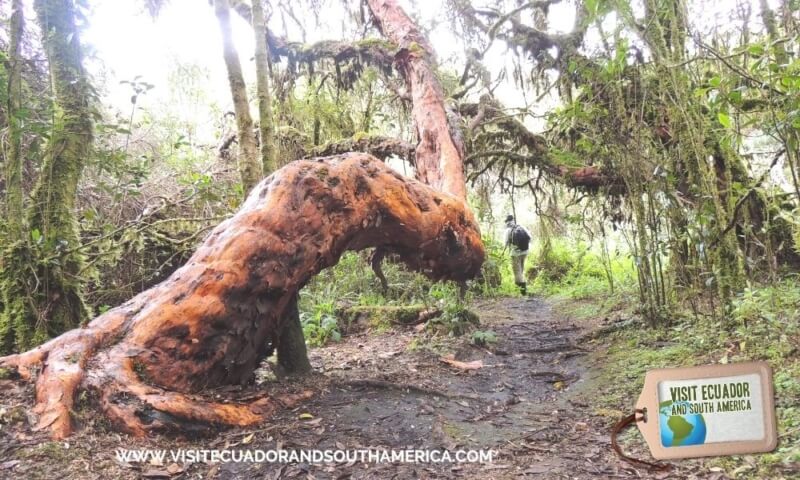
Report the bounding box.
[504,215,531,295]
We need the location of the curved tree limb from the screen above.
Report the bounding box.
[308,135,415,164]
[0,153,485,438]
[460,100,624,192]
[229,0,396,73]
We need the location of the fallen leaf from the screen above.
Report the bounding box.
[166,463,183,475]
[298,413,314,420]
[440,354,483,370]
[242,432,255,444]
[142,469,171,478]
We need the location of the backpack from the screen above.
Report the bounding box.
[510,225,531,251]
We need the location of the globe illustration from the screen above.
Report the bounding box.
[659,401,707,446]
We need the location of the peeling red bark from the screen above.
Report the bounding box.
[0,154,484,438]
[367,0,467,200]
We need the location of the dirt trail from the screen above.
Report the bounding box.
[0,297,708,479]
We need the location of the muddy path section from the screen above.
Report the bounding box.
[2,297,680,479]
[216,297,595,479]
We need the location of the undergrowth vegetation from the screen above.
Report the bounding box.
[526,238,637,301]
[297,235,521,346]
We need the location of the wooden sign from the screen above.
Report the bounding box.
[635,362,777,459]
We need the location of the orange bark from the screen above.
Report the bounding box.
[367,0,467,200]
[0,154,484,438]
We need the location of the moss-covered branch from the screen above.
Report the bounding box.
[229,0,396,75]
[459,100,624,192]
[308,135,415,163]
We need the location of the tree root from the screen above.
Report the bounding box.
[338,378,481,400]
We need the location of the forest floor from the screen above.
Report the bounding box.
[0,296,779,479]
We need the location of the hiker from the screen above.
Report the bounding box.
[504,215,531,295]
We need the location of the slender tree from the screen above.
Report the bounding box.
[3,0,25,240]
[0,0,27,352]
[252,0,278,175]
[214,0,262,192]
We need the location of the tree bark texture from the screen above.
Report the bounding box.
[0,0,26,354]
[251,0,278,174]
[367,0,467,200]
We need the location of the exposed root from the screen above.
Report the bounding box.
[87,354,312,437]
[338,378,481,401]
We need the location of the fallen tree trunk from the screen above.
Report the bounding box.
[0,153,484,439]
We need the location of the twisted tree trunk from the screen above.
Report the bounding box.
[1,0,484,439]
[0,154,484,438]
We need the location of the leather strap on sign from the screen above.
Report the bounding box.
[611,408,671,471]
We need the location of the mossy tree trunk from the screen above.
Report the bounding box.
[252,0,277,175]
[638,0,747,312]
[275,294,312,376]
[0,0,27,353]
[214,0,262,192]
[3,0,25,241]
[1,0,94,352]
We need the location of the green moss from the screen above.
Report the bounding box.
[407,41,426,55]
[427,304,479,336]
[338,305,431,333]
[24,442,77,462]
[355,38,396,51]
[0,0,94,354]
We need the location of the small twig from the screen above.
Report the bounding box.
[337,379,480,400]
[529,371,567,379]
